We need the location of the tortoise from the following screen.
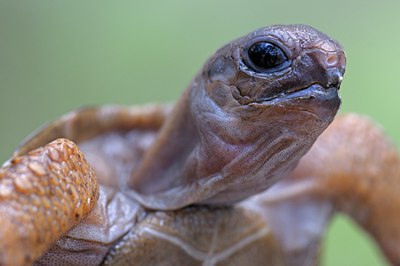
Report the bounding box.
[0,24,399,266]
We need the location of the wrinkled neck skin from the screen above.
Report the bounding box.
[126,79,335,210]
[189,75,331,205]
[127,25,344,210]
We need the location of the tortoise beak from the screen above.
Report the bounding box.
[326,68,344,89]
[311,44,346,90]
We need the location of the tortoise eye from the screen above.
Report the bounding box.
[247,42,288,70]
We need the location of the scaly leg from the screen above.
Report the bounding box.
[247,114,400,265]
[0,139,98,266]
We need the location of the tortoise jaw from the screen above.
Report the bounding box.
[249,84,341,123]
[256,84,339,103]
[252,84,340,112]
[252,80,339,103]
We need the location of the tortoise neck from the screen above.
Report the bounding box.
[127,76,259,209]
[129,86,199,196]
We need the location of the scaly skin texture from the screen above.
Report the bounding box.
[0,139,98,266]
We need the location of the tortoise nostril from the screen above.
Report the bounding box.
[326,54,338,66]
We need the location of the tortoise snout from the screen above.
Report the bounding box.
[326,68,344,89]
[309,46,346,89]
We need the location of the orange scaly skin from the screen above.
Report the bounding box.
[0,139,99,266]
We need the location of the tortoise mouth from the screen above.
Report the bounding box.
[250,84,341,121]
[254,84,339,104]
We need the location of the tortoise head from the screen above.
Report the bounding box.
[203,24,344,120]
[128,25,346,210]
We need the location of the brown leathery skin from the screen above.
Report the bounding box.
[0,139,98,266]
[129,24,345,210]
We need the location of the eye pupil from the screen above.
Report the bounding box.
[248,42,287,70]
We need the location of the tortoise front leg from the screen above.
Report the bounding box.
[0,139,98,266]
[248,114,400,265]
[0,104,168,265]
[299,114,400,265]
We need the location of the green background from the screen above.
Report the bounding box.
[0,1,399,265]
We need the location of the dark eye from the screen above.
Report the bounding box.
[247,42,288,70]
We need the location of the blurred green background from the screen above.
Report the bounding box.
[0,1,399,265]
